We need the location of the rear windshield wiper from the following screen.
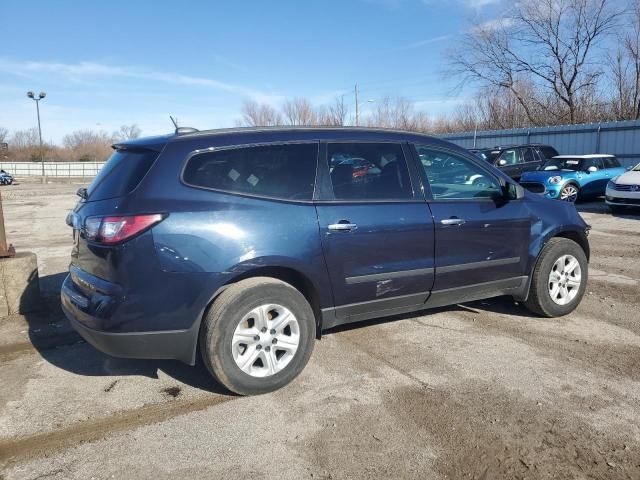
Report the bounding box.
[76,187,88,200]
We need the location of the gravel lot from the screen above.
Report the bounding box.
[0,179,639,479]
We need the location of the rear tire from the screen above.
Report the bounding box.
[199,277,316,395]
[524,238,588,317]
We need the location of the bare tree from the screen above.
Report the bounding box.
[238,100,282,126]
[10,128,40,149]
[318,96,350,126]
[282,97,317,125]
[449,0,621,125]
[609,0,640,120]
[0,127,8,144]
[366,97,431,132]
[63,129,114,161]
[113,124,142,141]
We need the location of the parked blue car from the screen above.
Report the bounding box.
[63,127,590,395]
[520,155,626,202]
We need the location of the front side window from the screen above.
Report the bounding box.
[327,143,412,200]
[415,146,501,200]
[542,158,583,172]
[497,149,520,165]
[183,143,318,200]
[583,157,604,171]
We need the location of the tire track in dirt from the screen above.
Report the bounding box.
[0,394,233,469]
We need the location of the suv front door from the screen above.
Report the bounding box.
[315,142,435,328]
[412,145,531,306]
[495,148,523,179]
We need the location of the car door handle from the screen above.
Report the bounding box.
[328,222,357,231]
[441,217,466,226]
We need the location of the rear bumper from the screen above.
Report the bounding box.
[61,273,198,364]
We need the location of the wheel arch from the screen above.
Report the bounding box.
[561,180,581,192]
[224,266,322,330]
[516,227,590,302]
[184,265,325,365]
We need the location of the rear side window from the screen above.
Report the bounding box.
[603,157,621,168]
[327,142,412,200]
[537,146,559,159]
[183,143,318,201]
[522,148,536,163]
[87,148,159,201]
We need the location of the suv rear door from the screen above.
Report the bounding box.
[519,147,542,177]
[411,144,531,305]
[315,141,435,328]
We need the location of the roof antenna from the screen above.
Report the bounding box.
[169,115,178,132]
[169,115,198,135]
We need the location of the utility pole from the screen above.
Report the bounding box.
[354,83,359,126]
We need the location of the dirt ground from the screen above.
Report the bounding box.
[0,178,639,479]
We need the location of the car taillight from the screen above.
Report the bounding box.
[84,214,165,244]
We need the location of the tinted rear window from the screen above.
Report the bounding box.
[603,157,621,168]
[183,143,318,200]
[537,146,559,159]
[87,148,159,201]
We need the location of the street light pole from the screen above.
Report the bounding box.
[27,91,46,181]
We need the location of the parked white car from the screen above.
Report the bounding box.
[605,163,640,212]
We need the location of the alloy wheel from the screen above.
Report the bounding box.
[560,185,578,202]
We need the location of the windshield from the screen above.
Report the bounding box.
[541,158,583,172]
[477,149,501,163]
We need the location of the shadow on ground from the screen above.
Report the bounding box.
[325,295,537,335]
[20,272,232,396]
[575,199,640,219]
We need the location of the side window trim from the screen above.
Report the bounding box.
[315,140,419,203]
[410,144,505,202]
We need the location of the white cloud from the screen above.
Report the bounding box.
[422,0,500,8]
[0,58,283,105]
[389,35,451,52]
[461,0,499,8]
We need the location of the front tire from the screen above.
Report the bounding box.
[559,183,579,202]
[524,238,588,317]
[608,204,625,214]
[200,277,316,395]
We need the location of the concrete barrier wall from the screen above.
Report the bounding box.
[0,161,105,177]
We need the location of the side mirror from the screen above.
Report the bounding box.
[587,166,598,173]
[497,159,507,167]
[498,178,524,200]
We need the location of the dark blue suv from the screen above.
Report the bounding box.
[63,127,590,395]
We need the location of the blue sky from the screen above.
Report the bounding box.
[1,0,502,143]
